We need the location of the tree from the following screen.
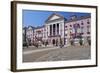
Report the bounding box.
[87,38,91,46]
[56,39,58,46]
[35,41,39,48]
[79,35,83,46]
[79,38,83,46]
[45,40,48,47]
[60,38,63,48]
[70,39,74,46]
[88,39,91,45]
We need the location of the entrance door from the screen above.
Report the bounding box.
[52,39,55,45]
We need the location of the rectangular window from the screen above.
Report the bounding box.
[65,34,67,36]
[87,32,90,34]
[81,27,84,34]
[87,25,90,34]
[81,21,84,25]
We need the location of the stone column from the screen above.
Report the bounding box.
[59,23,61,36]
[55,24,57,35]
[49,25,50,36]
[52,24,53,36]
[47,25,49,36]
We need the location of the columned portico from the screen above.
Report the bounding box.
[49,23,59,36]
[45,13,65,46]
[53,24,55,36]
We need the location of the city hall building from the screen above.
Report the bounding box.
[23,13,91,46]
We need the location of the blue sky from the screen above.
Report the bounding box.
[22,10,90,27]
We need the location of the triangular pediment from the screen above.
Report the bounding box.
[49,15,61,20]
[45,13,64,22]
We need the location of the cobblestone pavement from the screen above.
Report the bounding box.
[23,45,91,62]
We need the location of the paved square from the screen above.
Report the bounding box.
[23,45,91,62]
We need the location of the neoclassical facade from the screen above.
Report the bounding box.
[44,13,66,46]
[23,13,91,46]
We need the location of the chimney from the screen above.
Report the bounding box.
[70,15,77,20]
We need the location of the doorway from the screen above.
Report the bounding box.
[52,39,55,45]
